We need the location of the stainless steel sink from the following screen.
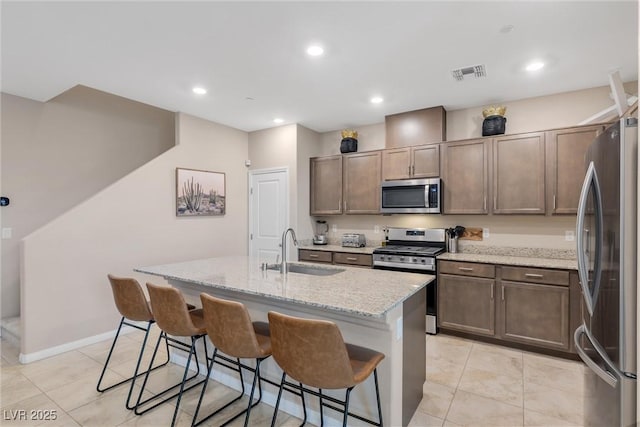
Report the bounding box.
[267,263,345,276]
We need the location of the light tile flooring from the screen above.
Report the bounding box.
[1,330,584,426]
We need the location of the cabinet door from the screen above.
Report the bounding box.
[343,151,382,214]
[499,281,569,350]
[310,156,342,215]
[438,274,495,336]
[493,132,546,214]
[382,147,411,180]
[441,139,490,214]
[546,125,603,214]
[385,107,446,148]
[412,144,440,178]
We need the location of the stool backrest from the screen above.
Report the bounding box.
[268,311,355,389]
[146,283,200,337]
[200,293,267,359]
[107,274,153,322]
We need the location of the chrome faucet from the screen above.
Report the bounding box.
[280,228,298,274]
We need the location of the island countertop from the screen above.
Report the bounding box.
[135,256,432,318]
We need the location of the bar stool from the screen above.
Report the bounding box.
[97,274,172,409]
[192,293,272,427]
[268,311,385,427]
[135,283,209,427]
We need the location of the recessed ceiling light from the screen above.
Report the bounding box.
[273,118,284,124]
[306,45,324,56]
[192,87,207,95]
[370,96,384,104]
[525,61,545,72]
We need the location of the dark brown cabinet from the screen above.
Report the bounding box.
[298,249,372,268]
[441,139,490,214]
[381,144,440,180]
[310,155,343,215]
[493,132,546,214]
[438,260,577,354]
[298,249,332,264]
[343,151,381,214]
[546,125,603,214]
[438,261,496,336]
[385,106,446,148]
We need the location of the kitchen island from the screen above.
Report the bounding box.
[136,256,432,426]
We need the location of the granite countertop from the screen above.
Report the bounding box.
[135,256,432,318]
[437,252,578,270]
[297,244,375,255]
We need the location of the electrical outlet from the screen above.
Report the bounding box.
[482,228,490,238]
[1,228,12,239]
[565,230,575,241]
[374,225,380,234]
[331,224,337,233]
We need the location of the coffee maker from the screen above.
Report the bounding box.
[313,220,329,245]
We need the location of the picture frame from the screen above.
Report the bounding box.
[176,167,226,216]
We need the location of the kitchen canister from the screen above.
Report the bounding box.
[448,236,458,253]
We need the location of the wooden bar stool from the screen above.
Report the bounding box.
[192,293,272,427]
[97,274,172,409]
[134,283,209,427]
[268,311,385,427]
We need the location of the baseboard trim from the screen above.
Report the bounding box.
[18,321,146,364]
[171,353,341,426]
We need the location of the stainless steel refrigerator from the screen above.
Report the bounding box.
[574,117,637,427]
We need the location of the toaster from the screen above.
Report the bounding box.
[342,233,366,248]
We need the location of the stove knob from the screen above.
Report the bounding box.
[412,258,417,263]
[421,259,426,263]
[399,257,405,261]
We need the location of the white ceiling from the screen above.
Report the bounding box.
[1,1,637,133]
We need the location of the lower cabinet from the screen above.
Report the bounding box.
[439,274,495,336]
[298,249,372,268]
[298,249,332,264]
[438,260,575,353]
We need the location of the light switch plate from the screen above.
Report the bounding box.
[565,230,575,241]
[374,225,380,234]
[331,224,337,233]
[2,228,12,239]
[483,228,490,238]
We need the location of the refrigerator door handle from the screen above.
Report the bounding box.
[576,161,604,316]
[574,324,619,388]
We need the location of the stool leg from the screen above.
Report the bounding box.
[96,317,126,392]
[374,368,383,427]
[125,320,152,409]
[242,358,261,427]
[318,388,324,427]
[171,336,197,427]
[192,348,218,426]
[270,372,286,427]
[299,382,307,426]
[343,387,353,427]
[134,331,164,415]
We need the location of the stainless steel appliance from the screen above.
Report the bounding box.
[373,227,445,334]
[574,117,637,427]
[313,220,328,245]
[342,233,366,248]
[380,178,441,214]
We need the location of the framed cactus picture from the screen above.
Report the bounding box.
[176,168,226,216]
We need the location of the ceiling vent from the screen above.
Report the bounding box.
[452,64,486,81]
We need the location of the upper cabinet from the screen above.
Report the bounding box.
[310,155,343,215]
[343,151,382,214]
[492,132,546,214]
[382,144,439,180]
[385,106,446,148]
[441,139,490,214]
[545,125,603,214]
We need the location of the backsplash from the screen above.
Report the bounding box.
[458,243,577,260]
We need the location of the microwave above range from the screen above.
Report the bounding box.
[380,178,441,214]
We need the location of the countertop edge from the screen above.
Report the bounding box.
[437,253,578,270]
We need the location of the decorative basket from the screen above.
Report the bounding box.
[340,129,358,153]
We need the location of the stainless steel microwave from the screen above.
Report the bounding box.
[380,178,441,214]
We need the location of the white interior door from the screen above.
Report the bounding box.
[249,168,288,263]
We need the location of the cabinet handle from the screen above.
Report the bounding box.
[494,196,497,210]
[411,165,415,176]
[309,254,319,258]
[458,267,474,271]
[344,200,347,211]
[553,194,557,210]
[346,257,358,261]
[525,273,544,278]
[408,165,411,176]
[491,284,494,300]
[484,196,487,211]
[501,285,505,301]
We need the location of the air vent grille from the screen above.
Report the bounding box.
[452,64,486,81]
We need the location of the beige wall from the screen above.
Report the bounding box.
[20,113,248,355]
[1,87,175,319]
[313,83,638,249]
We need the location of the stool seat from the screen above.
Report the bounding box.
[346,343,385,385]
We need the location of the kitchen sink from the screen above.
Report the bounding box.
[267,263,345,276]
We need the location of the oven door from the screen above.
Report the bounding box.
[374,264,438,334]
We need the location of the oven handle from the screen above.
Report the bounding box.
[373,261,435,272]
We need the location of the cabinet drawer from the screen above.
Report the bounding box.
[438,261,495,278]
[298,249,332,263]
[333,252,373,267]
[501,266,569,286]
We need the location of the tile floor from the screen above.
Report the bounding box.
[1,330,584,426]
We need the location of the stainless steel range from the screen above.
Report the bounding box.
[373,227,445,334]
